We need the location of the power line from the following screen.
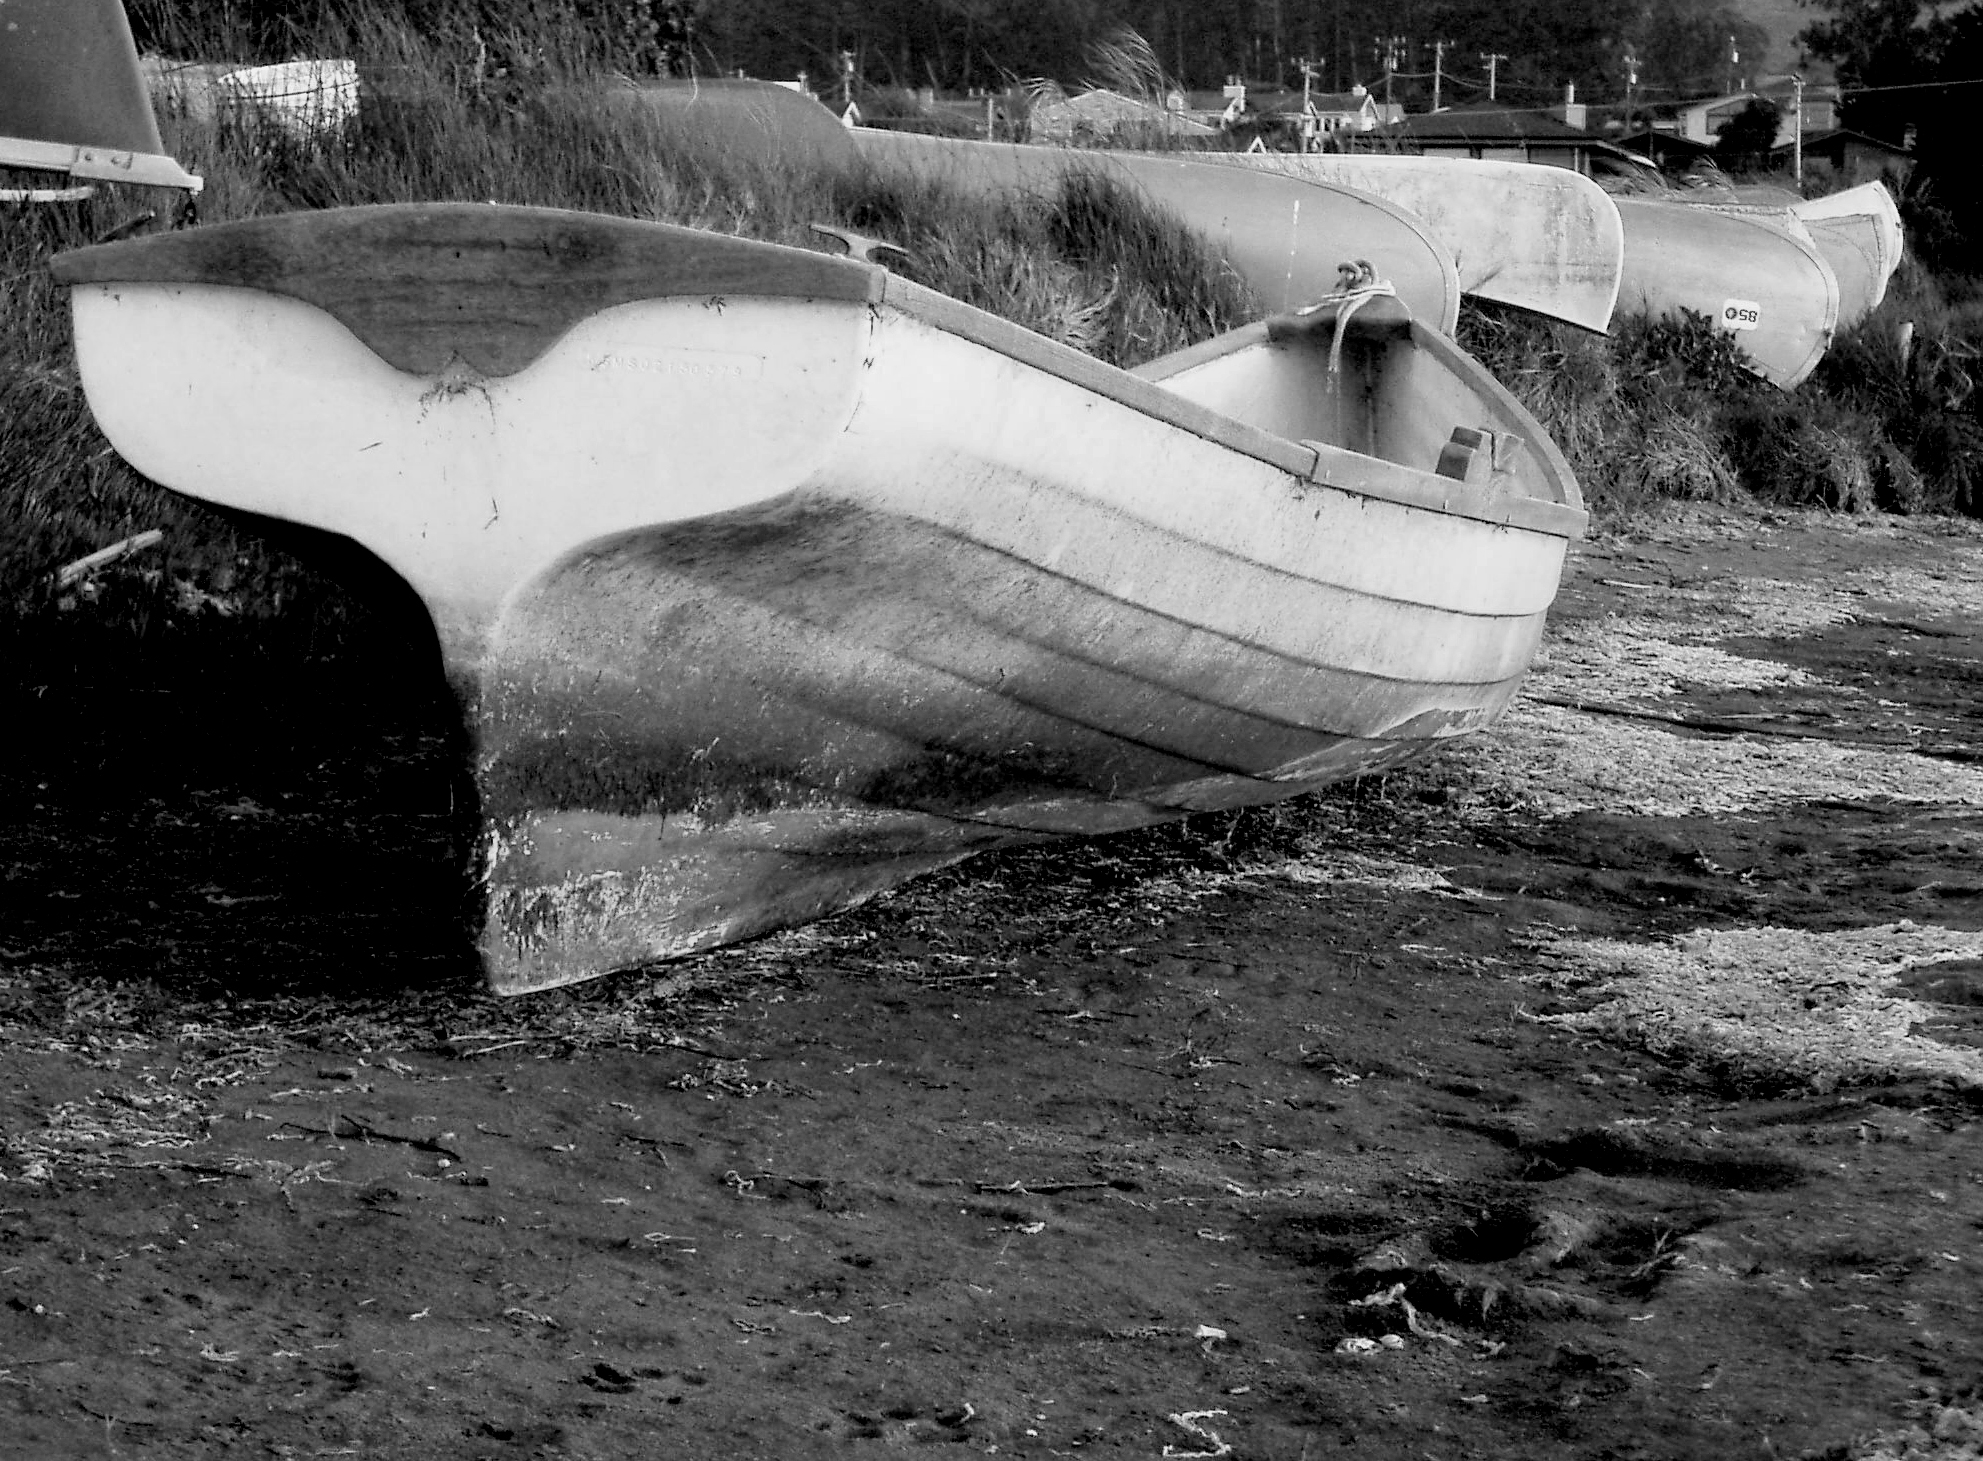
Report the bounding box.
[1836,73,1983,94]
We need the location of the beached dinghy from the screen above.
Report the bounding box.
[1615,197,1840,389]
[55,203,1582,994]
[0,0,201,195]
[631,81,1462,329]
[1200,152,1624,331]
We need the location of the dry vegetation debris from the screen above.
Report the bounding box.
[1467,526,1983,818]
[1843,1395,1983,1461]
[1460,701,1983,820]
[1526,923,1983,1093]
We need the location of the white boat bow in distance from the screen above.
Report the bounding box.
[1199,152,1625,333]
[1615,198,1841,390]
[55,203,1584,995]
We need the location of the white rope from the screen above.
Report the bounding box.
[1292,259,1399,373]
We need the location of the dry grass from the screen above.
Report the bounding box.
[1461,278,1983,524]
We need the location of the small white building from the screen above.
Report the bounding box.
[1676,85,1839,149]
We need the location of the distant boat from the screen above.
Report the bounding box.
[851,129,1464,328]
[1802,212,1887,325]
[633,79,1463,328]
[1615,198,1840,389]
[1197,152,1624,332]
[217,60,360,138]
[1793,181,1903,290]
[615,75,859,170]
[0,0,200,194]
[1667,179,1900,326]
[54,203,1583,994]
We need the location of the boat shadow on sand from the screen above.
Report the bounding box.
[4,520,487,1000]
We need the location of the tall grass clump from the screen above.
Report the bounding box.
[1805,260,1983,516]
[1462,272,1983,526]
[1457,301,1747,523]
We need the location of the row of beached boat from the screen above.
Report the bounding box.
[8,5,1902,993]
[637,78,1903,391]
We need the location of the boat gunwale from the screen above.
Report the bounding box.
[0,133,203,192]
[880,273,1586,538]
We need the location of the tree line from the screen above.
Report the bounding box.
[1801,0,1983,270]
[127,0,1770,105]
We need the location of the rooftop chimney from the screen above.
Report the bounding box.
[1560,81,1586,130]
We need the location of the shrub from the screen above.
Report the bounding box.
[1456,301,1753,522]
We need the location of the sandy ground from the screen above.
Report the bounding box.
[4,506,1982,1459]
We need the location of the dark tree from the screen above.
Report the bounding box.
[1713,95,1780,170]
[1803,0,1983,272]
[1799,0,1932,141]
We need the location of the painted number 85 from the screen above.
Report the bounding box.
[1719,299,1762,331]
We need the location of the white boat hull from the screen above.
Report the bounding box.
[1793,181,1904,287]
[1615,198,1840,389]
[57,204,1581,993]
[1802,212,1887,326]
[849,129,1464,329]
[1199,152,1624,331]
[0,0,200,191]
[632,80,1464,328]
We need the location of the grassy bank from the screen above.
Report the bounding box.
[1459,260,1983,525]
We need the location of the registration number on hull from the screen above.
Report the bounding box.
[1719,300,1763,331]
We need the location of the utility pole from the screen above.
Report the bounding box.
[1726,34,1739,95]
[1481,51,1506,101]
[1624,51,1639,132]
[1792,72,1804,184]
[1432,39,1445,111]
[1296,55,1322,151]
[1380,35,1405,112]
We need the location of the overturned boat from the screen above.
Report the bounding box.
[614,75,858,170]
[1615,197,1840,389]
[0,0,201,195]
[1801,211,1889,326]
[633,79,1463,329]
[1671,191,1889,327]
[851,129,1464,329]
[1793,180,1903,288]
[54,203,1583,994]
[1200,152,1624,332]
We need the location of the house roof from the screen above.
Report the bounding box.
[1681,91,1760,115]
[1177,85,1376,117]
[1682,81,1839,115]
[1382,104,1594,143]
[1771,127,1910,157]
[1618,127,1717,161]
